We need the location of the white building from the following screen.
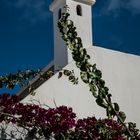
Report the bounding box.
[18,0,140,129]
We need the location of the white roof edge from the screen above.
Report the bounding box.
[73,0,96,5]
[92,46,140,58]
[17,60,54,99]
[49,0,58,12]
[50,0,96,12]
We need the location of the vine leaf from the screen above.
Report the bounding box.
[96,97,107,109]
[89,83,97,97]
[63,69,71,76]
[119,111,126,122]
[80,72,89,83]
[58,72,63,79]
[114,103,120,112]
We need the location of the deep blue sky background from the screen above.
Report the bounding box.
[0,0,140,76]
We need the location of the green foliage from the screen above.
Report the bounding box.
[119,111,126,122]
[58,69,78,85]
[0,69,41,90]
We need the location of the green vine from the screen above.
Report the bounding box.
[58,69,78,85]
[0,69,41,90]
[58,11,140,139]
[0,68,77,95]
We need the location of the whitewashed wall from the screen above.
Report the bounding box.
[23,46,140,129]
[50,0,94,71]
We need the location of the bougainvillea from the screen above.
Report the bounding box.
[0,93,126,139]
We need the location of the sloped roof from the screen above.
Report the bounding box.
[17,61,54,100]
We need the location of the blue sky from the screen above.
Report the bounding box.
[0,0,140,76]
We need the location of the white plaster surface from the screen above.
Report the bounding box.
[50,0,94,71]
[22,46,140,129]
[23,0,140,131]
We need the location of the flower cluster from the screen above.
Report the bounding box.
[68,117,125,140]
[0,94,125,139]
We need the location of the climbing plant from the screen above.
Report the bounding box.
[57,11,140,139]
[0,68,77,96]
[0,69,41,89]
[0,8,139,140]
